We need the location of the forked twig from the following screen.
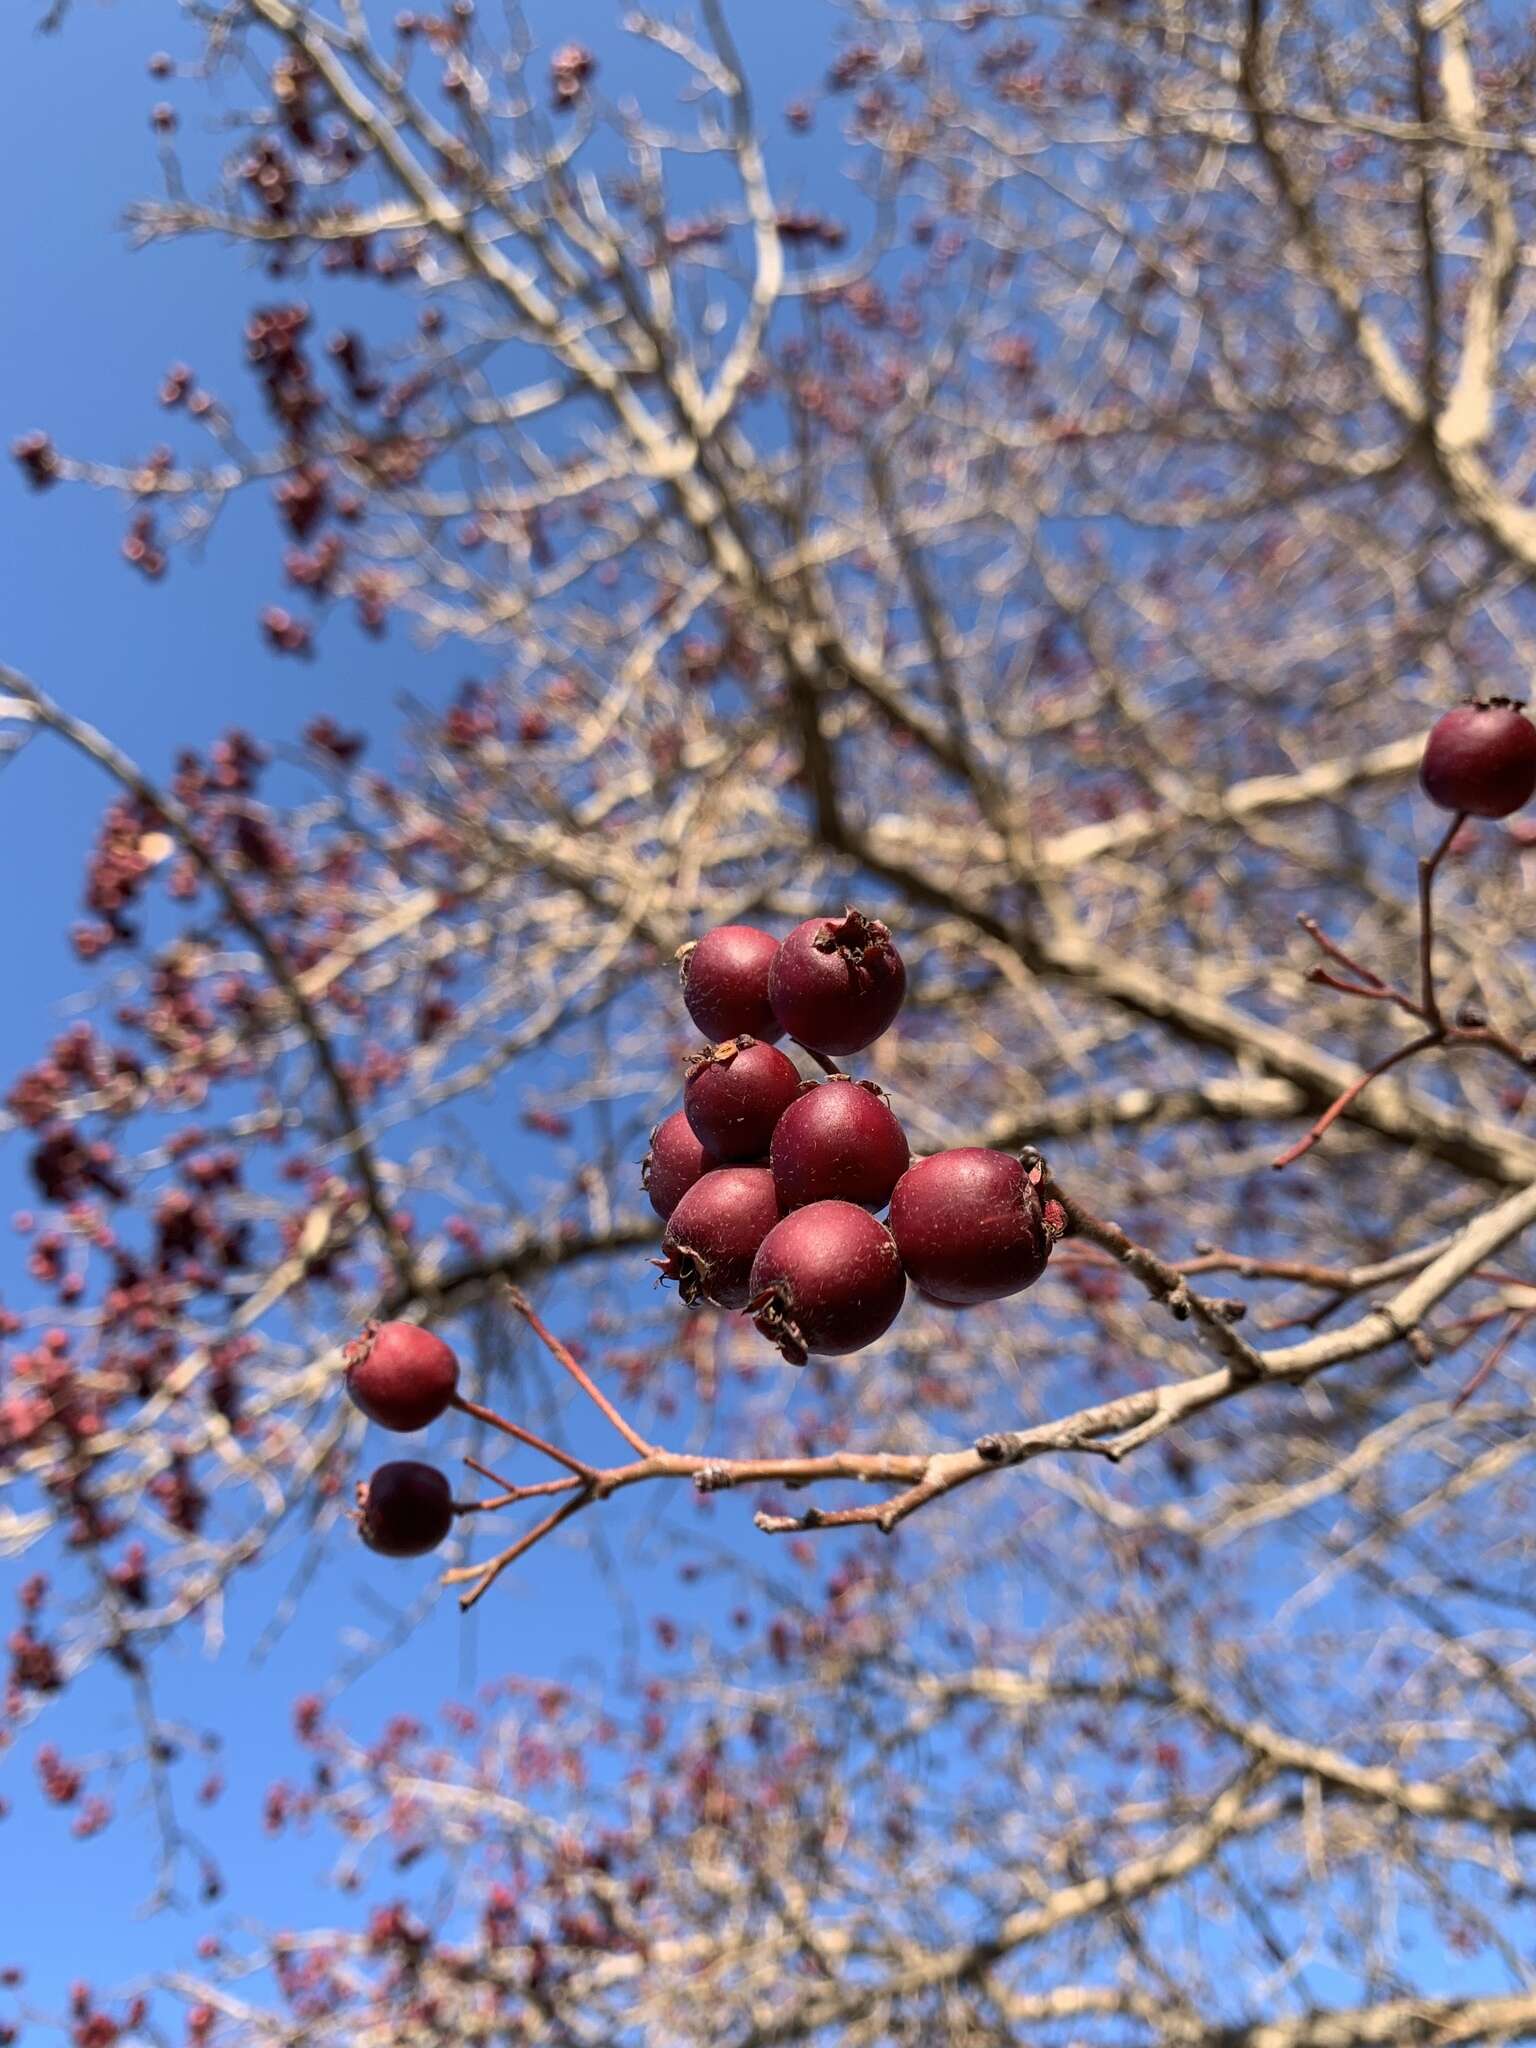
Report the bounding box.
[1277,811,1534,1168]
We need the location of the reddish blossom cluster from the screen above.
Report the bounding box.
[12,430,58,488]
[549,42,595,109]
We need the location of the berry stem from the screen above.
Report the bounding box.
[1416,809,1465,1031]
[449,1395,597,1482]
[794,1041,846,1077]
[464,1473,586,1511]
[460,1452,588,1510]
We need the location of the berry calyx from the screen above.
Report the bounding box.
[769,1076,910,1212]
[748,1201,906,1365]
[641,1111,722,1222]
[683,1037,803,1160]
[658,1166,781,1309]
[768,908,906,1055]
[344,1321,459,1432]
[1420,698,1536,819]
[888,1149,1063,1306]
[357,1460,455,1557]
[678,924,782,1043]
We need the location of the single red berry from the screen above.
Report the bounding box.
[768,908,906,1055]
[658,1167,781,1309]
[770,1077,910,1212]
[678,925,782,1043]
[889,1149,1062,1306]
[641,1110,723,1222]
[344,1320,459,1432]
[1420,698,1536,819]
[357,1461,454,1557]
[748,1201,906,1364]
[683,1037,802,1160]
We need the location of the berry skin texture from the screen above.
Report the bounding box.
[768,908,906,1056]
[358,1461,455,1557]
[642,1111,722,1222]
[748,1201,906,1365]
[889,1149,1063,1307]
[344,1321,459,1432]
[678,925,782,1044]
[770,1077,910,1213]
[1420,699,1536,819]
[683,1037,803,1160]
[659,1166,782,1310]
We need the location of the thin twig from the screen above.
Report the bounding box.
[1451,1305,1532,1410]
[445,1489,595,1609]
[505,1287,655,1456]
[1272,1032,1442,1170]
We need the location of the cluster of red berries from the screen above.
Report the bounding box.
[1420,698,1536,818]
[329,708,1530,1568]
[645,910,1065,1367]
[343,1321,461,1558]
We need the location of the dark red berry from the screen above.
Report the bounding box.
[748,1202,906,1364]
[658,1167,781,1309]
[770,1077,910,1212]
[344,1321,459,1432]
[678,925,782,1043]
[768,908,905,1055]
[889,1149,1063,1306]
[683,1037,802,1160]
[358,1461,454,1557]
[1420,699,1536,819]
[641,1110,723,1222]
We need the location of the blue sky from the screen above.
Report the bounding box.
[0,0,846,2018]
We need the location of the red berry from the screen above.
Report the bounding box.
[641,1110,723,1222]
[659,1167,781,1309]
[683,1037,802,1160]
[358,1461,454,1557]
[1420,699,1536,819]
[344,1321,459,1432]
[768,909,905,1055]
[888,1149,1062,1306]
[748,1202,906,1364]
[770,1076,909,1212]
[678,925,782,1043]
